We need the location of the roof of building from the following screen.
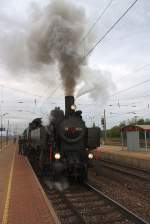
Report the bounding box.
[121,125,150,131]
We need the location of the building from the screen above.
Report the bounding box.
[121,125,150,151]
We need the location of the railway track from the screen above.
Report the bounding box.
[96,159,150,182]
[42,180,149,224]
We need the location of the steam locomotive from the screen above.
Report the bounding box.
[24,96,100,181]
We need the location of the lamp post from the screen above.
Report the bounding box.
[101,109,106,144]
[6,120,9,144]
[0,113,8,151]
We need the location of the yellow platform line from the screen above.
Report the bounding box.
[2,146,16,224]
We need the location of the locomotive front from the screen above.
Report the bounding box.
[51,96,100,181]
[27,96,100,182]
[57,96,87,180]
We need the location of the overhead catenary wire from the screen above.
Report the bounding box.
[107,108,150,117]
[39,0,139,106]
[79,0,114,44]
[109,77,150,98]
[85,0,139,58]
[86,61,150,103]
[108,93,150,102]
[0,84,43,98]
[78,62,150,103]
[116,63,150,82]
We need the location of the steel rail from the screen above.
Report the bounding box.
[43,181,86,224]
[100,159,150,174]
[98,159,150,181]
[85,182,149,224]
[58,191,86,224]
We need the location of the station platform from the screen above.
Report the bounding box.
[93,145,150,171]
[0,143,60,224]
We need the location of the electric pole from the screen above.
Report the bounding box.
[104,109,107,141]
[6,120,9,144]
[101,109,107,145]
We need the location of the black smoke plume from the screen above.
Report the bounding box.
[28,0,87,95]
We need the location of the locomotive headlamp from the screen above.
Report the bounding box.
[88,153,94,159]
[71,104,76,111]
[55,153,61,160]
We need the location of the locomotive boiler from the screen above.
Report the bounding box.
[26,96,100,182]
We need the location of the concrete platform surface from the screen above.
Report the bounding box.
[93,145,150,170]
[0,143,60,224]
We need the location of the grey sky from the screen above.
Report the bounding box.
[0,0,150,133]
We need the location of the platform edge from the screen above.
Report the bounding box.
[26,158,61,224]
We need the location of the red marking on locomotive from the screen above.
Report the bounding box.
[68,127,76,134]
[49,143,53,161]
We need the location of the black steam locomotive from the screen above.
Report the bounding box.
[24,96,100,181]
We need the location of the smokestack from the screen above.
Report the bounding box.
[65,96,75,116]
